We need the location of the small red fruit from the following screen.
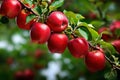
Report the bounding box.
[85,50,105,72]
[48,33,68,53]
[34,49,43,59]
[6,57,13,65]
[24,69,34,80]
[88,12,97,19]
[68,38,89,58]
[0,0,21,18]
[46,11,68,32]
[33,63,44,70]
[15,70,24,80]
[110,21,120,34]
[16,9,35,30]
[98,27,112,41]
[0,5,4,16]
[30,22,51,44]
[111,40,120,54]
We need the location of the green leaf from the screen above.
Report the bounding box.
[112,55,120,65]
[78,26,92,41]
[26,14,36,24]
[99,41,117,54]
[33,2,48,15]
[49,0,64,12]
[24,0,33,6]
[115,29,120,38]
[34,5,42,15]
[64,10,85,25]
[104,70,117,80]
[88,27,100,41]
[91,20,105,30]
[77,22,100,41]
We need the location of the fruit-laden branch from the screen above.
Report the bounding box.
[18,0,39,16]
[18,0,120,71]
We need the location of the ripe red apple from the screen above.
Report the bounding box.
[6,57,13,65]
[110,21,120,34]
[24,69,34,80]
[0,0,21,18]
[0,4,5,16]
[46,11,68,32]
[68,38,89,58]
[33,63,44,70]
[16,9,35,30]
[34,49,43,59]
[48,33,68,53]
[30,22,51,44]
[88,12,97,19]
[111,40,120,54]
[98,27,112,41]
[15,70,24,80]
[85,50,105,72]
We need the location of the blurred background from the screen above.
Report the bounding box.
[0,0,120,80]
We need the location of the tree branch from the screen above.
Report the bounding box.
[18,0,39,16]
[105,55,120,70]
[88,42,99,50]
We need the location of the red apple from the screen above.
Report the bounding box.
[68,38,89,58]
[33,63,44,70]
[89,12,97,19]
[15,70,24,80]
[98,27,112,41]
[85,50,105,72]
[0,3,5,16]
[34,49,43,59]
[111,40,120,54]
[110,21,120,34]
[6,57,13,65]
[0,0,21,18]
[16,9,35,30]
[46,11,68,32]
[30,22,51,44]
[48,33,68,53]
[24,69,34,80]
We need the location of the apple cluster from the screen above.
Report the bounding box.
[98,21,120,54]
[15,69,34,80]
[0,0,106,72]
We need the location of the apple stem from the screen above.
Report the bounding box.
[63,27,78,39]
[71,33,78,38]
[88,42,99,50]
[36,16,41,22]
